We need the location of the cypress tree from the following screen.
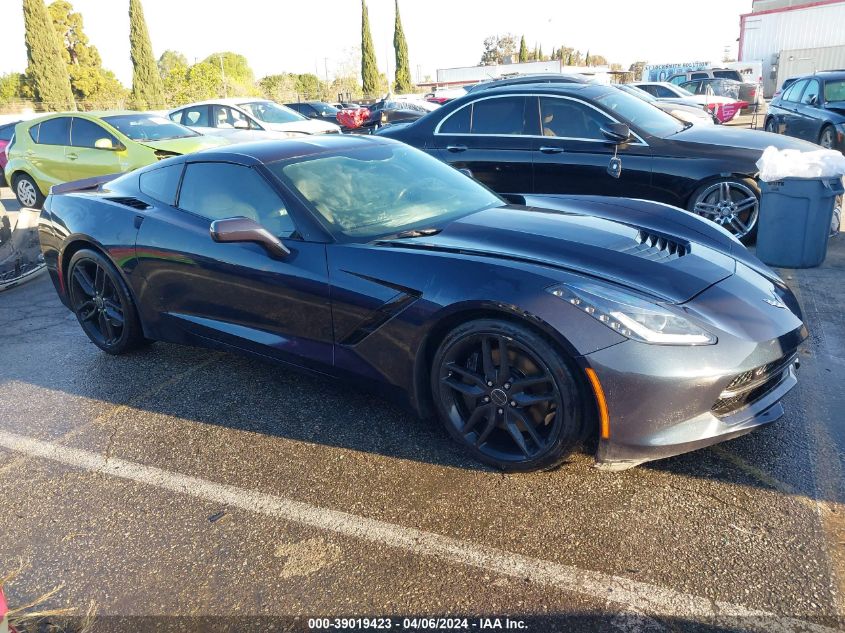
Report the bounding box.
[538,44,543,61]
[518,36,528,63]
[361,0,379,96]
[392,0,412,93]
[585,50,591,66]
[129,0,165,109]
[22,0,75,110]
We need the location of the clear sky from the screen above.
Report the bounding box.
[0,0,752,85]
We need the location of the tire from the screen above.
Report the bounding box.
[819,125,835,150]
[13,173,45,209]
[67,249,145,355]
[430,319,584,472]
[764,117,777,134]
[687,177,760,244]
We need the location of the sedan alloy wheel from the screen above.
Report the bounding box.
[819,126,835,150]
[690,180,759,241]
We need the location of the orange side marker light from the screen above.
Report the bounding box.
[585,368,610,440]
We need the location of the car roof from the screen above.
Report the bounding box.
[815,69,845,79]
[171,98,273,109]
[466,74,591,92]
[185,134,396,165]
[463,82,601,97]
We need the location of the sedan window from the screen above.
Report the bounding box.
[469,97,527,135]
[782,80,807,103]
[538,97,609,139]
[103,114,199,140]
[439,104,471,133]
[178,162,295,237]
[70,118,119,148]
[179,107,209,127]
[37,117,71,146]
[594,88,685,137]
[801,80,820,105]
[824,79,845,102]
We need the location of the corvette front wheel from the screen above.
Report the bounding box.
[431,319,584,472]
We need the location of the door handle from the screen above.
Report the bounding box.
[446,144,467,152]
[539,146,564,154]
[66,153,78,160]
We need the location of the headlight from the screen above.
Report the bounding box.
[548,283,717,345]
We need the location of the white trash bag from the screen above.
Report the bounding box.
[756,146,845,182]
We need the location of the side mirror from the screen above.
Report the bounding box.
[209,217,290,258]
[233,119,249,130]
[808,94,818,106]
[600,123,632,144]
[94,138,117,150]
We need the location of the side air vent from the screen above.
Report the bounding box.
[619,230,689,262]
[106,197,151,210]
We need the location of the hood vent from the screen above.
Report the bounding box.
[106,196,151,210]
[619,230,689,262]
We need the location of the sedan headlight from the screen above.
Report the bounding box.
[548,283,717,345]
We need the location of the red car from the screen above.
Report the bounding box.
[0,121,20,187]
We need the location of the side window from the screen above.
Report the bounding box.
[28,123,40,143]
[178,162,295,236]
[212,105,253,129]
[668,75,686,85]
[691,72,708,80]
[439,104,471,133]
[168,110,183,123]
[680,81,700,94]
[801,80,820,105]
[653,86,674,98]
[37,117,71,145]
[0,124,15,142]
[181,106,209,127]
[469,97,527,135]
[539,97,610,140]
[71,118,119,148]
[139,163,183,206]
[637,85,659,97]
[782,80,807,102]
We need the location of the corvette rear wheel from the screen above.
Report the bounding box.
[688,178,760,243]
[67,249,144,355]
[431,319,583,472]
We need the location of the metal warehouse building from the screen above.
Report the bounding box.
[739,0,845,97]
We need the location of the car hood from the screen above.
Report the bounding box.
[261,119,340,134]
[138,135,228,154]
[667,125,819,151]
[381,203,739,303]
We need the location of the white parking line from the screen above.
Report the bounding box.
[0,429,836,633]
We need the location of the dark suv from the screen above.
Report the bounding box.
[765,70,845,150]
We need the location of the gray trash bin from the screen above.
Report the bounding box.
[756,177,845,268]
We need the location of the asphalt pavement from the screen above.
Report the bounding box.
[1,189,843,633]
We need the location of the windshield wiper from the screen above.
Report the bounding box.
[381,227,442,240]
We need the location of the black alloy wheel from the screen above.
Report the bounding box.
[67,249,144,354]
[432,319,583,471]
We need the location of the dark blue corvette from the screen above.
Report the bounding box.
[38,136,807,471]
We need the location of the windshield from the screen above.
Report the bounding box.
[595,89,685,137]
[315,103,339,116]
[824,79,845,102]
[269,143,502,240]
[102,115,199,140]
[238,101,306,124]
[617,84,655,103]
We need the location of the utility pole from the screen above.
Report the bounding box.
[218,54,227,98]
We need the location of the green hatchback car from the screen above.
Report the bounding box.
[5,111,228,208]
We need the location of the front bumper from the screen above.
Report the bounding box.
[585,265,807,469]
